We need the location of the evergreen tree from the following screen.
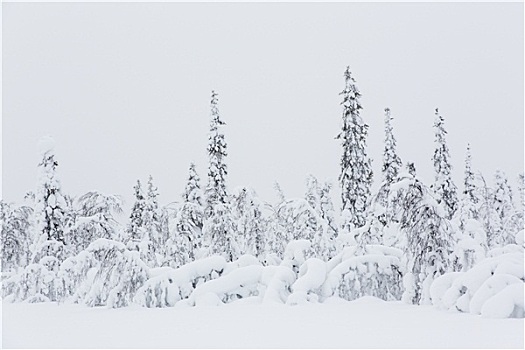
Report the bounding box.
[207,203,238,262]
[452,146,486,271]
[376,108,403,210]
[184,162,203,206]
[202,91,236,261]
[493,170,518,245]
[478,173,502,249]
[68,191,123,254]
[518,173,525,212]
[319,181,337,245]
[167,162,205,266]
[128,180,146,242]
[32,136,69,263]
[337,67,373,232]
[1,202,33,271]
[390,173,453,304]
[231,187,266,257]
[431,108,458,220]
[204,90,229,219]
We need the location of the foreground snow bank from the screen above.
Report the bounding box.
[431,250,524,318]
[3,300,522,348]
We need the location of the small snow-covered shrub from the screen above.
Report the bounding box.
[321,245,403,301]
[62,238,151,308]
[2,263,60,302]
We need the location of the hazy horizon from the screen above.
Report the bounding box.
[2,2,523,214]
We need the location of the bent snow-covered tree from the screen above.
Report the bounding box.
[390,173,453,305]
[337,67,373,232]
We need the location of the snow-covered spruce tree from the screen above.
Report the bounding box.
[67,191,123,255]
[452,145,486,271]
[128,180,146,242]
[265,182,289,259]
[390,173,453,305]
[493,170,519,246]
[207,203,238,262]
[376,108,403,214]
[126,179,157,267]
[337,67,373,232]
[431,109,458,220]
[518,173,525,212]
[276,198,321,259]
[31,136,69,264]
[166,163,205,267]
[202,91,237,261]
[204,91,229,220]
[1,202,33,272]
[231,187,266,258]
[477,173,502,249]
[318,180,338,257]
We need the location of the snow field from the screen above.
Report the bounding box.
[2,298,523,349]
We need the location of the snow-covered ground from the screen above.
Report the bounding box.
[2,297,523,349]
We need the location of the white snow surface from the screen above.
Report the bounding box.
[3,300,523,348]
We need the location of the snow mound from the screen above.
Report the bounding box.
[288,258,326,305]
[135,256,227,308]
[189,265,264,306]
[429,272,463,309]
[284,239,311,264]
[481,283,524,318]
[469,274,522,315]
[487,244,523,258]
[432,252,524,317]
[261,266,297,304]
[516,230,524,246]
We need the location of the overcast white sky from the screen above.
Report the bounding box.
[2,2,523,213]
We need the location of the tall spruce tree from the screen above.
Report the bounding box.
[337,67,373,232]
[202,91,237,261]
[204,90,229,219]
[431,108,458,220]
[377,108,403,207]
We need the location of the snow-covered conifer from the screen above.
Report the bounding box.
[337,67,373,232]
[204,91,229,219]
[1,202,33,271]
[206,203,238,262]
[390,173,454,304]
[67,191,123,254]
[126,179,157,267]
[478,173,502,249]
[452,145,486,271]
[184,162,203,206]
[493,170,518,246]
[431,109,458,219]
[231,187,266,257]
[32,136,69,263]
[376,108,403,211]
